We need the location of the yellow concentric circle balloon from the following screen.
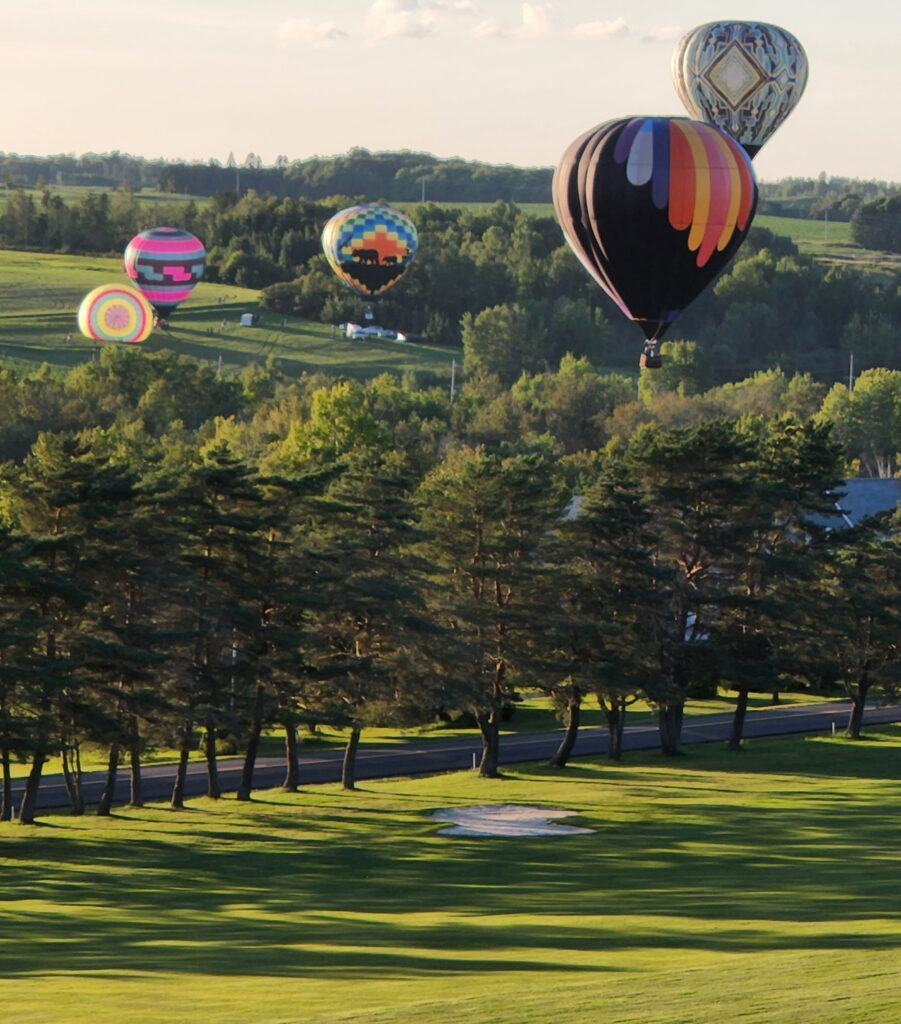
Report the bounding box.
[77,284,154,343]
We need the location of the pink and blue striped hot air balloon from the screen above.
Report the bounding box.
[553,115,758,367]
[123,227,206,322]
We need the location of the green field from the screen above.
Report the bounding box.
[0,184,207,212]
[2,727,899,1024]
[0,250,460,380]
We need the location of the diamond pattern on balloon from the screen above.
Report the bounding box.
[704,41,766,109]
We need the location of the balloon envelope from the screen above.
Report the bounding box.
[672,22,808,157]
[321,205,418,298]
[552,116,758,347]
[124,227,206,317]
[78,284,154,343]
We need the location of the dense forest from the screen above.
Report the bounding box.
[3,346,901,823]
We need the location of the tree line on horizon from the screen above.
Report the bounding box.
[0,147,898,249]
[2,348,901,824]
[3,147,896,203]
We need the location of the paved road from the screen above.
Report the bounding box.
[12,700,901,814]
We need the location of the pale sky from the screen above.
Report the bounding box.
[2,0,898,184]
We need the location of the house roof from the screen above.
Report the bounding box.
[828,478,901,529]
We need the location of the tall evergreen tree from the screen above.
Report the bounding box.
[304,448,449,790]
[0,434,124,821]
[627,421,759,755]
[713,418,844,749]
[545,452,657,765]
[811,518,901,738]
[157,441,267,806]
[417,444,566,776]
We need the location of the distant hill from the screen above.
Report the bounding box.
[0,149,554,205]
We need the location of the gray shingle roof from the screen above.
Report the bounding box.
[828,478,901,529]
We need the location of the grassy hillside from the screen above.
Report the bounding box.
[0,185,206,214]
[2,726,899,1024]
[0,251,459,381]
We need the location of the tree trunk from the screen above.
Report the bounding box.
[127,714,143,807]
[283,715,299,792]
[203,709,221,799]
[18,739,48,825]
[128,740,143,809]
[477,711,500,777]
[73,743,85,814]
[548,697,580,768]
[845,682,869,739]
[728,689,749,752]
[658,702,684,756]
[1,746,12,822]
[61,744,85,816]
[342,725,361,790]
[170,718,193,810]
[97,742,119,816]
[237,684,265,801]
[600,697,626,762]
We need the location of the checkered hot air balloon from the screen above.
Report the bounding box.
[321,205,418,298]
[553,116,758,368]
[672,22,808,158]
[124,227,206,320]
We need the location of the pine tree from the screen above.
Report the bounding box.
[810,519,901,738]
[233,464,341,799]
[545,452,657,764]
[305,448,450,790]
[714,418,844,749]
[416,443,566,776]
[627,421,760,755]
[156,441,267,806]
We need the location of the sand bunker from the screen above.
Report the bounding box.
[431,804,593,837]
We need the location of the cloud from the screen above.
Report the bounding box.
[366,0,439,40]
[517,2,554,38]
[572,17,629,39]
[276,18,346,46]
[472,18,505,38]
[640,24,684,42]
[571,19,683,42]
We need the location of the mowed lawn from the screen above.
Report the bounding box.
[2,729,900,1024]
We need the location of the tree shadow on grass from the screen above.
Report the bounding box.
[2,779,900,982]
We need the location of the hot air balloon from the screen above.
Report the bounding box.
[123,227,206,325]
[552,116,758,367]
[672,22,808,158]
[321,205,418,299]
[78,284,154,344]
